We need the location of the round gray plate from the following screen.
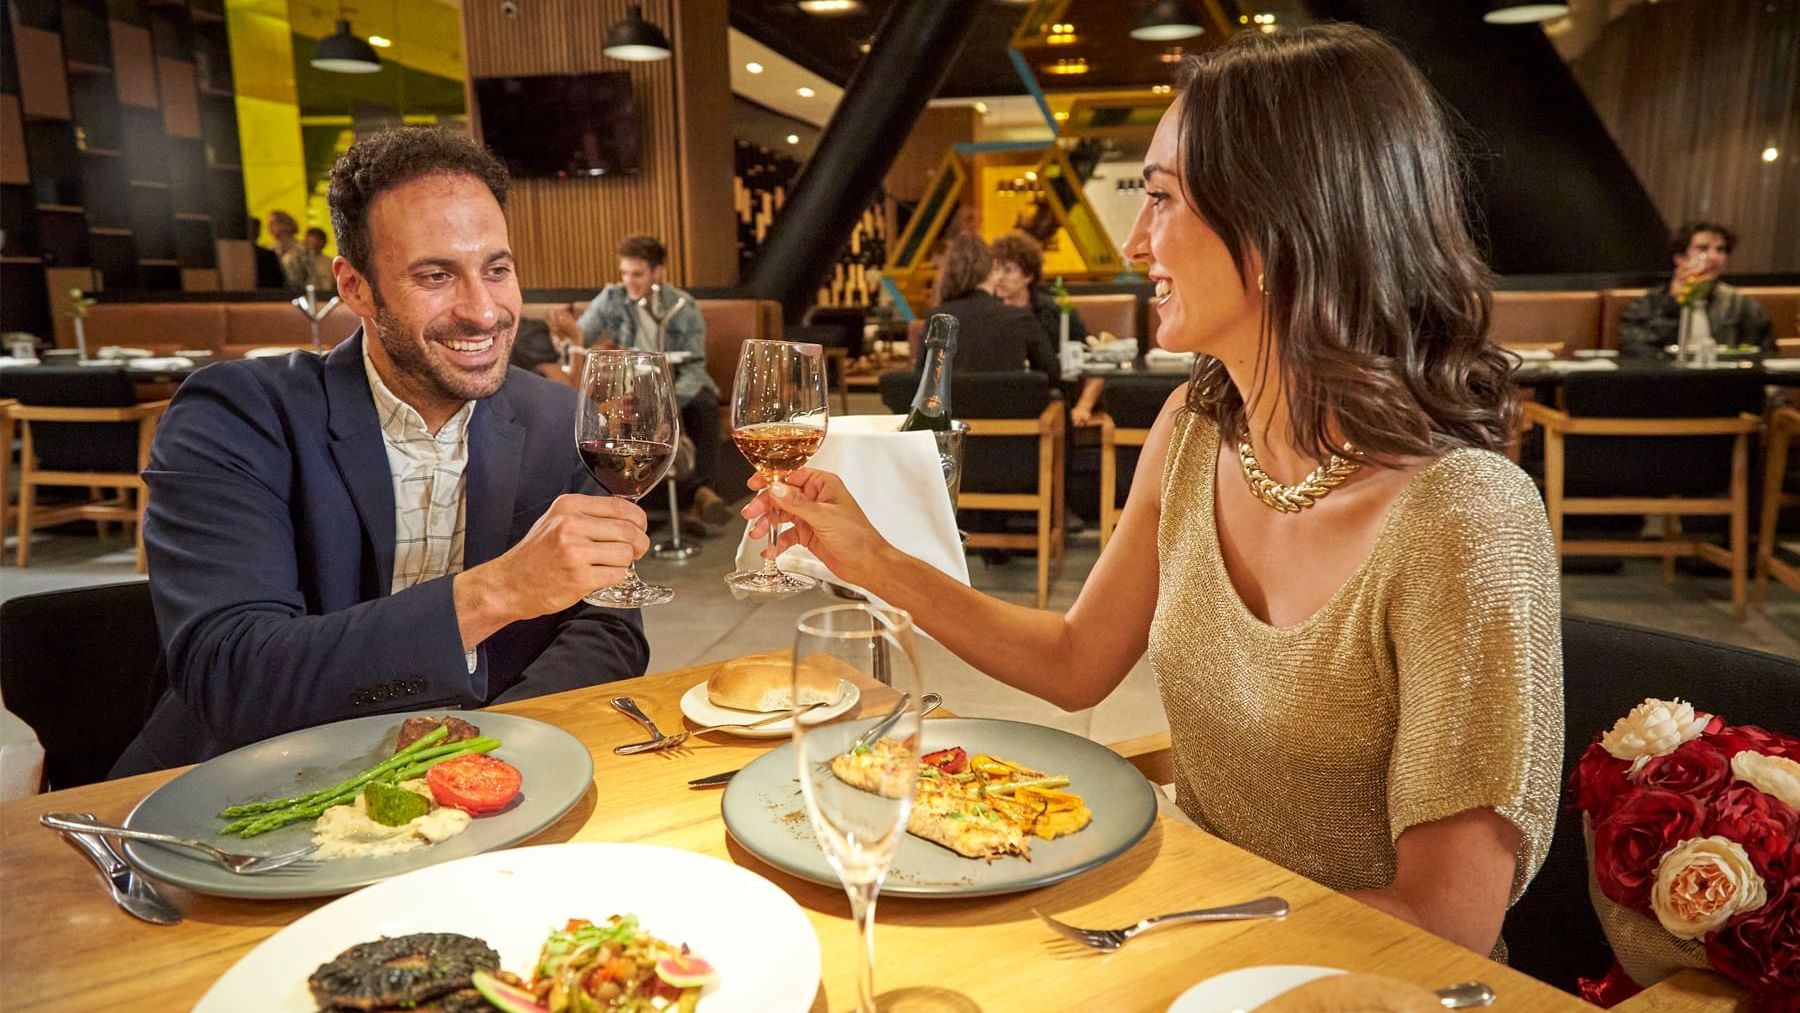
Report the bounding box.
[721,717,1157,897]
[123,710,593,898]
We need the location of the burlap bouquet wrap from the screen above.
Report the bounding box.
[1583,817,1711,987]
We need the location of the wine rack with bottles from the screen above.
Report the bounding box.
[733,139,886,308]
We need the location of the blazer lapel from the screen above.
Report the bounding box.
[465,386,524,567]
[323,330,396,592]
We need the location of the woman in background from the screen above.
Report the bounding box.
[750,22,1561,958]
[925,234,1058,382]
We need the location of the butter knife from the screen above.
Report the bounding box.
[52,812,182,925]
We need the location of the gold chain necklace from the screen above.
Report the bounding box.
[1236,437,1362,513]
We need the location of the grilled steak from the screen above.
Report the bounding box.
[394,716,481,753]
[308,932,500,1011]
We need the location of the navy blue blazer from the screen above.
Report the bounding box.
[112,332,649,775]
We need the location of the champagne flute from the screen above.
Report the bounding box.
[726,339,828,594]
[792,604,924,1013]
[574,348,679,607]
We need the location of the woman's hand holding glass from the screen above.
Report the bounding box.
[741,467,894,593]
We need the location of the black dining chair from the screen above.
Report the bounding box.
[0,581,166,790]
[880,370,1066,606]
[1502,614,1800,995]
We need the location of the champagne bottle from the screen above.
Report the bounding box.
[900,314,957,432]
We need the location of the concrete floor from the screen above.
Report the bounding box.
[4,511,1796,752]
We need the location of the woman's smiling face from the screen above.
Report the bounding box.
[1123,97,1262,357]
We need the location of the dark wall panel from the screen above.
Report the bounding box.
[1309,0,1669,274]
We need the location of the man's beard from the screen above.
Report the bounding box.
[371,302,516,405]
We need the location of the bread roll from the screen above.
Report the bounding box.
[707,652,842,713]
[1256,973,1443,1013]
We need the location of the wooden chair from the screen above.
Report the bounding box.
[0,399,14,532]
[1756,406,1800,601]
[1095,374,1184,550]
[1525,375,1761,620]
[961,403,1066,608]
[1098,415,1150,550]
[13,400,167,570]
[878,370,1066,608]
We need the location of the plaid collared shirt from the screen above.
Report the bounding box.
[362,341,479,672]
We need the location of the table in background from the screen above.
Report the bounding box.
[0,660,1723,1011]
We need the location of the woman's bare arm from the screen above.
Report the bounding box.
[744,386,1189,710]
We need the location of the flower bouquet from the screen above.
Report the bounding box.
[1570,698,1800,1010]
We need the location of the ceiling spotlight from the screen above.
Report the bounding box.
[602,4,672,61]
[311,18,382,74]
[366,34,392,48]
[974,101,990,114]
[858,40,871,53]
[1024,170,1037,181]
[1053,110,1070,122]
[1131,0,1205,42]
[787,134,800,145]
[797,0,862,13]
[1482,2,1571,24]
[1159,46,1185,64]
[745,61,764,74]
[796,86,816,98]
[1764,146,1781,163]
[1044,58,1088,75]
[1151,84,1172,94]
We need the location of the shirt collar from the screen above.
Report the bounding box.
[361,333,474,446]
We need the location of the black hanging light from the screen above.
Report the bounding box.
[1482,1,1570,24]
[1130,0,1205,42]
[311,17,382,74]
[603,4,673,62]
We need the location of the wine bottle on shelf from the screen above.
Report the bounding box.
[899,313,957,432]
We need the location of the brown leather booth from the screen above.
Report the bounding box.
[1488,291,1604,353]
[221,303,360,358]
[1068,293,1137,341]
[80,303,231,356]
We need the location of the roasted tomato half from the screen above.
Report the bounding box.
[921,747,969,775]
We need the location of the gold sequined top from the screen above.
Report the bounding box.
[1149,411,1563,906]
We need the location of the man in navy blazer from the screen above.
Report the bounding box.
[114,129,651,775]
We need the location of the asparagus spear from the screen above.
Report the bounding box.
[218,725,452,818]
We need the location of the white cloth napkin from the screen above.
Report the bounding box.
[125,356,196,371]
[0,356,39,369]
[96,346,154,359]
[0,702,45,801]
[1144,348,1196,369]
[734,414,971,604]
[1544,358,1620,373]
[1509,347,1556,361]
[1761,358,1800,373]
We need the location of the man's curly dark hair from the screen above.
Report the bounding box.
[327,127,509,285]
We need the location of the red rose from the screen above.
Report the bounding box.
[1705,875,1800,1002]
[1636,738,1731,796]
[1573,739,1632,817]
[1709,724,1800,760]
[1593,789,1708,909]
[1709,784,1800,880]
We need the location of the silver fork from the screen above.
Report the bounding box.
[1035,896,1289,951]
[615,701,835,755]
[40,813,319,875]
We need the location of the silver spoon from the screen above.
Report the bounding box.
[41,813,318,875]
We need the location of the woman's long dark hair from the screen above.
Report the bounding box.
[1176,23,1514,461]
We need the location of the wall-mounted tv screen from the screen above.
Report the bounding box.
[474,72,642,178]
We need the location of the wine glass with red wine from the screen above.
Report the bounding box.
[726,339,828,594]
[575,348,679,608]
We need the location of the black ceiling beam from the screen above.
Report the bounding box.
[743,0,982,318]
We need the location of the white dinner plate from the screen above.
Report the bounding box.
[1167,965,1347,1013]
[678,678,860,738]
[196,842,821,1012]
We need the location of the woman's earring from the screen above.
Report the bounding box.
[1256,273,1267,295]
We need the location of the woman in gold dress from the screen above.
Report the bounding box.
[745,23,1561,957]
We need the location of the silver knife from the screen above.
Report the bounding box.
[53,812,182,925]
[688,769,737,788]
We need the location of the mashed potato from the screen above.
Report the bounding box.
[311,778,471,859]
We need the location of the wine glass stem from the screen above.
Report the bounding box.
[760,477,784,576]
[845,878,881,1013]
[616,561,646,591]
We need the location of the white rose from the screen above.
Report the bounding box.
[1731,751,1800,810]
[1602,697,1711,773]
[1650,836,1768,940]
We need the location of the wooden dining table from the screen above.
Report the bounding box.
[0,659,1737,1011]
